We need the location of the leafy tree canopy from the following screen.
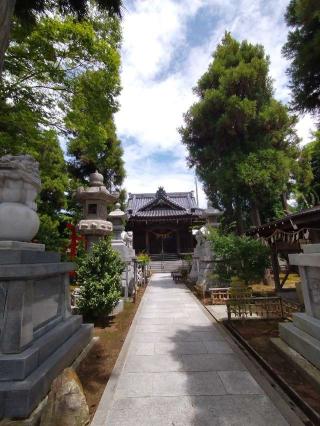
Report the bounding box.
[180,33,300,231]
[283,0,320,115]
[0,8,124,249]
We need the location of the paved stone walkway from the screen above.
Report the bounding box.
[92,274,292,425]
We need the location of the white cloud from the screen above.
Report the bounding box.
[116,0,317,208]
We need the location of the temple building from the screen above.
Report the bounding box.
[126,187,205,256]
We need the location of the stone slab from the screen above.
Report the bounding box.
[301,243,320,254]
[179,353,246,372]
[203,340,234,354]
[279,322,320,369]
[0,262,74,279]
[129,342,155,356]
[0,250,60,265]
[292,312,320,340]
[154,341,208,355]
[271,337,320,392]
[0,242,45,252]
[289,253,320,267]
[218,371,264,394]
[114,373,153,398]
[152,371,226,397]
[107,395,288,426]
[0,324,92,419]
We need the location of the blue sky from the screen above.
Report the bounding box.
[115,0,317,207]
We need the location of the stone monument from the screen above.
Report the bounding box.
[108,203,135,299]
[189,202,222,291]
[279,244,320,369]
[0,155,92,420]
[76,171,117,250]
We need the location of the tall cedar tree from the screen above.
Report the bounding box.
[0,10,124,249]
[295,131,320,208]
[180,33,300,232]
[283,0,320,115]
[0,0,122,75]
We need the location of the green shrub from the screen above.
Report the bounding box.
[208,229,270,285]
[76,237,125,318]
[137,252,151,265]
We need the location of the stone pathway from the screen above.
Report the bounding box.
[92,274,295,425]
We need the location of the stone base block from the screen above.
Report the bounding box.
[0,250,60,265]
[292,312,320,340]
[0,242,45,251]
[0,316,83,381]
[271,337,320,392]
[0,324,92,419]
[279,322,320,369]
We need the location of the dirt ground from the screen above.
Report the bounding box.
[76,286,146,420]
[229,320,320,416]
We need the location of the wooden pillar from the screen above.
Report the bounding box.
[145,230,150,253]
[176,229,181,254]
[271,247,281,291]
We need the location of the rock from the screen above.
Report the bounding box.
[40,368,89,426]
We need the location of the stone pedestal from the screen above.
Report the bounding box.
[196,240,214,293]
[0,249,92,419]
[189,202,222,287]
[108,205,135,299]
[0,155,92,420]
[279,244,320,369]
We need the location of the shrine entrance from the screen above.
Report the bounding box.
[149,229,177,254]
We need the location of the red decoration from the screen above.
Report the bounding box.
[66,224,87,278]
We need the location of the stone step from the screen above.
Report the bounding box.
[0,323,93,419]
[0,315,83,381]
[150,260,183,272]
[279,322,320,369]
[292,312,320,340]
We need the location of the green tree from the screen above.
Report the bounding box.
[0,0,122,75]
[208,229,270,285]
[180,33,299,231]
[295,131,320,207]
[283,0,320,115]
[1,10,124,247]
[76,237,124,318]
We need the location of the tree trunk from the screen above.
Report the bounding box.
[250,202,261,227]
[281,192,289,213]
[235,201,245,235]
[0,0,16,75]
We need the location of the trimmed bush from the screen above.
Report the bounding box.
[76,237,125,318]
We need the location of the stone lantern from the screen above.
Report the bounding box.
[0,155,41,247]
[76,171,117,249]
[0,155,92,420]
[108,203,135,299]
[203,201,223,228]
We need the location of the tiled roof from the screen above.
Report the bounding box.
[126,190,203,220]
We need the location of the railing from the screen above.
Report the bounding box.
[209,288,303,320]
